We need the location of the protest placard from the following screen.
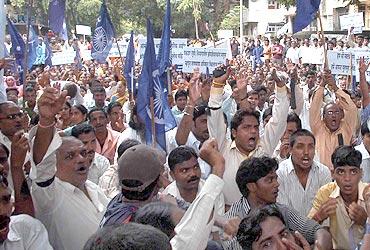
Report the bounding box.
[354,51,370,82]
[51,51,76,65]
[340,12,364,31]
[327,50,356,75]
[76,25,92,36]
[109,40,129,58]
[137,38,187,65]
[182,47,227,73]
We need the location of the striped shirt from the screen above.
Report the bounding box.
[222,197,322,250]
[277,158,332,216]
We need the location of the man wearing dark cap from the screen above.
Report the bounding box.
[100,144,163,227]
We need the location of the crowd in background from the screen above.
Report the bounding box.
[0,29,370,250]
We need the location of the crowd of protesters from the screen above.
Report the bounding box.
[0,29,370,250]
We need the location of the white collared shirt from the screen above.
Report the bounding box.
[29,127,109,250]
[170,174,224,250]
[355,142,370,182]
[0,214,52,250]
[98,164,119,199]
[88,153,110,184]
[277,158,332,216]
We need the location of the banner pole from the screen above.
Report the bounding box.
[317,12,328,69]
[150,96,156,147]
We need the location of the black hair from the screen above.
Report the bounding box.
[92,87,106,95]
[174,90,188,101]
[287,112,302,130]
[83,223,170,250]
[255,85,267,94]
[231,110,260,140]
[247,90,259,98]
[121,176,159,201]
[289,129,316,147]
[237,205,285,249]
[88,108,108,120]
[167,146,198,171]
[128,104,144,131]
[361,120,370,136]
[236,157,278,197]
[305,70,316,77]
[73,104,88,115]
[29,113,40,127]
[64,101,72,109]
[71,123,95,138]
[107,102,123,115]
[117,139,141,159]
[0,143,9,158]
[262,107,273,122]
[331,145,362,169]
[133,202,177,238]
[229,79,237,90]
[193,104,207,122]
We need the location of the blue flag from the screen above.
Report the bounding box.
[91,1,115,63]
[157,0,172,91]
[124,31,135,94]
[7,17,25,69]
[48,0,66,35]
[293,0,321,33]
[27,25,39,69]
[137,19,176,151]
[44,37,53,66]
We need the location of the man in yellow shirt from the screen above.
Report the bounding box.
[308,145,368,249]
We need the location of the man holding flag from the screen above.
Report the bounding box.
[124,31,135,97]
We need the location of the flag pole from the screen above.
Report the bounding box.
[149,96,156,147]
[348,53,353,89]
[23,0,33,87]
[130,66,134,101]
[317,12,328,69]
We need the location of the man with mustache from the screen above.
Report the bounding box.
[163,146,224,215]
[71,123,110,185]
[309,69,357,170]
[88,108,121,164]
[30,87,109,250]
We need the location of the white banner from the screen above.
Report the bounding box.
[182,47,227,73]
[51,51,76,65]
[109,41,129,57]
[340,12,364,30]
[327,50,356,75]
[217,30,233,39]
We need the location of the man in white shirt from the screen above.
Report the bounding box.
[355,120,370,182]
[277,129,332,216]
[30,87,109,250]
[163,146,224,215]
[285,40,300,65]
[208,69,289,205]
[71,123,110,184]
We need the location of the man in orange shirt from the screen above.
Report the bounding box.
[309,69,357,170]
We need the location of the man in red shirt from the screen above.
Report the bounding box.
[272,38,284,66]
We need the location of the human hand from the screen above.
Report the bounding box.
[363,184,370,217]
[279,140,291,159]
[10,131,29,168]
[37,87,68,124]
[314,198,337,223]
[0,58,14,70]
[199,138,225,177]
[188,73,201,105]
[359,57,370,74]
[281,231,311,250]
[348,202,367,225]
[213,66,231,84]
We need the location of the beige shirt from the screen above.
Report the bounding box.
[208,85,289,205]
[308,182,367,250]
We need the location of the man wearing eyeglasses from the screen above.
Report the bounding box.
[309,69,358,171]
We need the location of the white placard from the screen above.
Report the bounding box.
[51,51,76,65]
[137,38,188,66]
[217,30,234,39]
[109,41,129,57]
[75,25,92,36]
[327,50,356,75]
[354,51,370,82]
[340,12,364,30]
[182,47,227,73]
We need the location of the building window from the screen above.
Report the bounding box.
[268,0,280,9]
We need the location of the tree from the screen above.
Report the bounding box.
[277,0,295,8]
[220,5,244,34]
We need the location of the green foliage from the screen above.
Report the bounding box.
[220,5,242,32]
[276,0,295,8]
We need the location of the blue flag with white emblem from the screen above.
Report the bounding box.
[137,19,176,151]
[293,0,321,33]
[91,1,115,63]
[124,31,135,94]
[7,17,25,69]
[48,0,66,35]
[44,36,53,66]
[27,25,39,69]
[157,0,172,91]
